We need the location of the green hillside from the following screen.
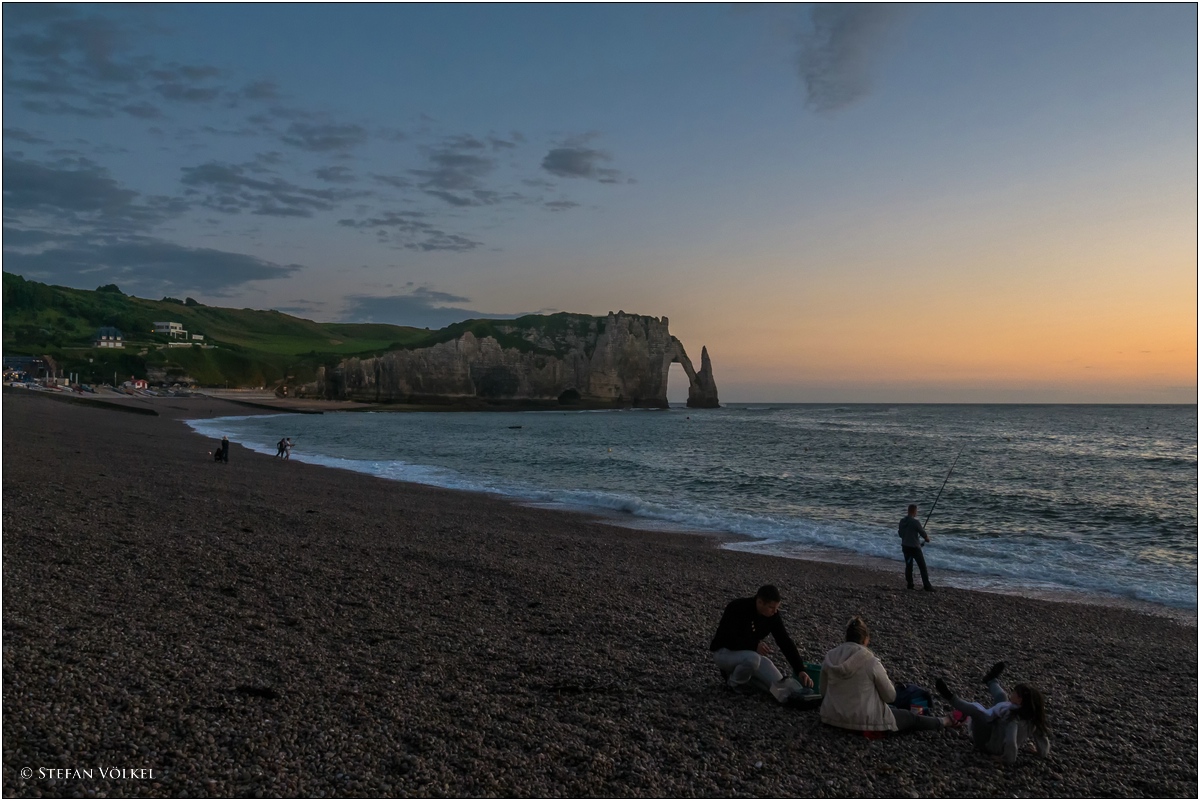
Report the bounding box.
[1,273,437,387]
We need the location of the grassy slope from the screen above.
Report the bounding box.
[1,273,606,386]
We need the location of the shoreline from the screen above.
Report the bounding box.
[4,390,1196,797]
[182,396,1198,626]
[595,513,1197,626]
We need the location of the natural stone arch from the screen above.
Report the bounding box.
[666,337,719,408]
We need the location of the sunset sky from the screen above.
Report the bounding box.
[3,3,1195,402]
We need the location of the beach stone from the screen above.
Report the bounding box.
[2,391,1197,798]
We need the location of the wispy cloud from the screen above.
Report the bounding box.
[3,235,304,297]
[280,121,369,152]
[3,127,51,144]
[341,287,520,328]
[3,155,182,233]
[541,144,626,183]
[795,3,906,113]
[180,159,362,217]
[410,140,499,205]
[2,153,301,295]
[337,211,484,252]
[315,165,357,184]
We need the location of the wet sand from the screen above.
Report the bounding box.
[3,390,1196,797]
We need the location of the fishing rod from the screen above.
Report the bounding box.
[924,443,966,529]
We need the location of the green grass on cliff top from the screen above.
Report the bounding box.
[2,274,618,378]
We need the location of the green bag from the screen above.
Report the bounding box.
[802,661,822,693]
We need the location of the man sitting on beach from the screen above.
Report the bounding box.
[710,584,814,696]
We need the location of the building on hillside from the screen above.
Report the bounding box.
[3,356,50,379]
[153,321,188,339]
[93,326,124,348]
[191,333,205,342]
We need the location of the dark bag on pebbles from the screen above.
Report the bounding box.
[891,682,933,712]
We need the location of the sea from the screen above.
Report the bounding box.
[187,404,1197,619]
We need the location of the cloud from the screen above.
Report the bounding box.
[444,134,487,150]
[154,81,221,103]
[372,174,413,189]
[422,188,518,208]
[544,200,581,212]
[315,166,356,184]
[180,160,361,217]
[411,148,495,191]
[3,127,50,144]
[795,3,905,113]
[405,135,532,207]
[0,154,281,295]
[4,156,135,212]
[240,80,280,101]
[541,146,625,183]
[2,227,59,247]
[280,121,368,152]
[4,9,142,87]
[20,98,115,118]
[3,232,303,296]
[341,289,519,329]
[3,6,239,119]
[2,155,182,232]
[121,102,163,119]
[377,127,408,143]
[487,134,519,150]
[337,211,483,252]
[150,65,222,83]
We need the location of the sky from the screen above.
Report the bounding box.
[2,2,1196,403]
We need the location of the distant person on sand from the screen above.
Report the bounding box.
[899,503,934,591]
[283,438,293,460]
[820,616,957,735]
[220,435,230,463]
[710,584,814,697]
[936,663,1051,764]
[276,438,287,458]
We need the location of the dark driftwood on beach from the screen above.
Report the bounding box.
[2,391,1196,798]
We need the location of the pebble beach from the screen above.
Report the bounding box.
[3,390,1197,798]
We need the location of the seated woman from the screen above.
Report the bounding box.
[936,663,1050,764]
[820,616,954,734]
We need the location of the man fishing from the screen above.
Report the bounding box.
[899,504,935,591]
[901,445,963,592]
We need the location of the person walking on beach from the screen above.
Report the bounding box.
[899,503,934,591]
[710,584,814,697]
[283,438,293,460]
[220,435,230,464]
[276,437,287,458]
[936,662,1050,764]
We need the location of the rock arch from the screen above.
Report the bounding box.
[667,338,720,408]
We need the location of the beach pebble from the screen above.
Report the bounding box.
[1,392,1196,798]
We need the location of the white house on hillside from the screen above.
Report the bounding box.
[153,321,188,339]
